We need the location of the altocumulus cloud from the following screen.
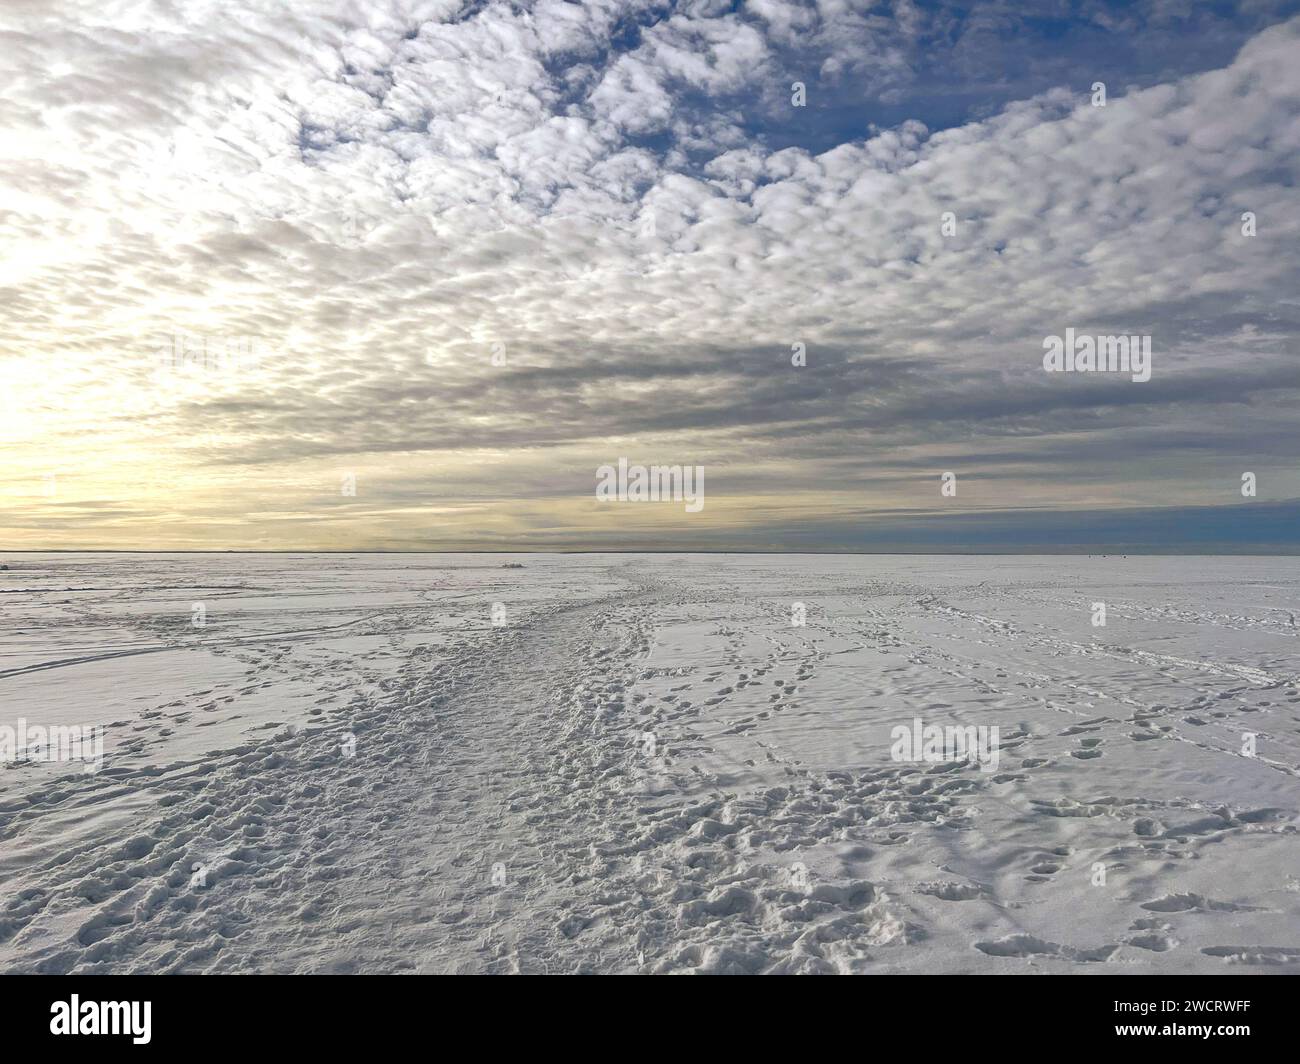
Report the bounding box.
[0,1,1297,551]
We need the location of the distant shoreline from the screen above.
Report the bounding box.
[2,549,1299,557]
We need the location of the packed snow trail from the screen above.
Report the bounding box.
[2,576,657,972]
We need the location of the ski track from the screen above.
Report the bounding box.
[1,554,1298,973]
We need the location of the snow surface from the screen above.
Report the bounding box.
[1,553,1297,973]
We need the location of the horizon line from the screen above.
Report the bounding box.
[3,548,1299,557]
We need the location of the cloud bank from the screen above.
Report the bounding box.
[1,1,1297,550]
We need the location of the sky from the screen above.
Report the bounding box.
[1,0,1298,552]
